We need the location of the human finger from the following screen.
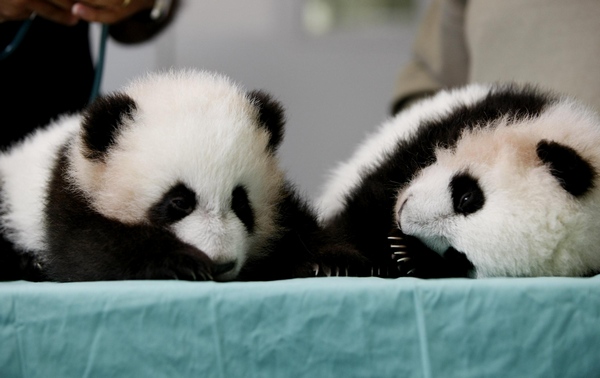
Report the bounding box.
[73,0,132,9]
[29,0,79,24]
[0,0,36,22]
[45,0,77,11]
[71,0,150,24]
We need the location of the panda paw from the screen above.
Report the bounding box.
[310,253,405,278]
[388,228,432,277]
[313,260,404,278]
[311,263,352,277]
[388,235,417,276]
[307,238,409,278]
[136,245,215,281]
[306,242,373,278]
[388,229,474,278]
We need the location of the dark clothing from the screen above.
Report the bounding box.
[1,18,94,149]
[0,2,179,150]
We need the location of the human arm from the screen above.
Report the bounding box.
[391,0,469,114]
[73,0,178,43]
[0,0,78,25]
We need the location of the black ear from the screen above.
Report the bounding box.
[81,93,137,161]
[247,90,285,152]
[536,140,595,197]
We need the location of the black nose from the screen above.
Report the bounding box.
[213,261,236,276]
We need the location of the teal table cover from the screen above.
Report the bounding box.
[2,277,599,377]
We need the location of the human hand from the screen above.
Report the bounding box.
[0,0,78,25]
[71,0,154,24]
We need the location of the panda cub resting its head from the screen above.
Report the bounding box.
[0,69,343,282]
[318,83,600,278]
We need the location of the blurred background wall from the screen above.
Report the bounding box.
[98,0,429,201]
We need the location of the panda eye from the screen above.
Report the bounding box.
[149,183,197,225]
[231,185,255,233]
[171,197,194,214]
[450,173,485,215]
[459,192,473,208]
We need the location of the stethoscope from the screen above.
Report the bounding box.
[0,14,108,104]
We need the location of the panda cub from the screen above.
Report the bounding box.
[0,69,348,282]
[318,83,600,278]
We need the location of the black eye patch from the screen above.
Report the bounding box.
[450,173,485,215]
[231,185,255,233]
[148,183,197,225]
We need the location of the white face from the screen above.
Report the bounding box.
[68,71,285,280]
[396,110,600,278]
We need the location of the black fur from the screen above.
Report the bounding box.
[42,147,216,282]
[390,228,474,278]
[1,74,348,282]
[238,182,368,280]
[231,185,255,233]
[536,140,595,197]
[148,183,197,225]
[81,93,137,161]
[0,183,46,281]
[247,90,285,152]
[0,234,46,281]
[324,85,552,278]
[236,93,371,280]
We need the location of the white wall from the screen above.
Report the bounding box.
[100,0,427,201]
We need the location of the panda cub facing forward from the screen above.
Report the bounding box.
[0,69,341,282]
[319,83,600,278]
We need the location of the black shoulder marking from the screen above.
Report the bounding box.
[421,84,553,150]
[450,173,485,215]
[536,140,595,197]
[81,92,137,161]
[247,90,285,152]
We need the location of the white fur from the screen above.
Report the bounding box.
[0,116,79,257]
[1,69,285,280]
[317,84,492,222]
[70,69,285,279]
[396,99,600,277]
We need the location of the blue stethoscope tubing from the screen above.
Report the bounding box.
[0,14,34,60]
[90,23,108,103]
[0,14,108,104]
